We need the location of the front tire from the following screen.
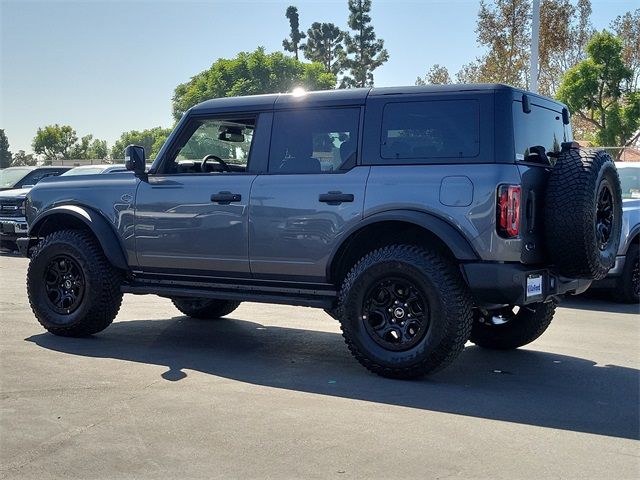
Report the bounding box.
[469,301,557,350]
[171,298,240,319]
[614,245,639,303]
[338,245,473,379]
[27,230,123,337]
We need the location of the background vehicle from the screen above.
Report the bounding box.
[590,162,639,302]
[0,165,128,250]
[0,166,70,191]
[19,85,623,378]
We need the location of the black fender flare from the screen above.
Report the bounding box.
[327,209,479,278]
[29,205,129,271]
[622,224,640,255]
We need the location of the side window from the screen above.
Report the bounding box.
[513,102,567,162]
[269,108,360,174]
[381,100,480,161]
[162,117,256,174]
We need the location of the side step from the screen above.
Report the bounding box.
[121,279,336,309]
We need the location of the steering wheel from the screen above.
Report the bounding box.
[201,154,230,173]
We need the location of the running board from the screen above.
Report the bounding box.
[121,282,336,309]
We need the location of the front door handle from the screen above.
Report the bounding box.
[211,191,242,204]
[319,191,354,205]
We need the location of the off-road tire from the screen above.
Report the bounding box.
[27,229,123,337]
[171,298,240,319]
[469,301,557,350]
[613,244,639,303]
[338,245,473,379]
[545,148,622,280]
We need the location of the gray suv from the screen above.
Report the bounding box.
[19,85,623,378]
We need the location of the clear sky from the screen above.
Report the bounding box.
[1,0,637,153]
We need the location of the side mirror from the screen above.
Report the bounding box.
[125,145,146,175]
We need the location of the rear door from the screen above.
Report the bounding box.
[249,107,368,281]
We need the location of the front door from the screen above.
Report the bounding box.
[249,107,368,281]
[134,113,268,277]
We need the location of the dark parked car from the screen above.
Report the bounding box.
[0,164,127,250]
[0,166,70,191]
[19,85,623,378]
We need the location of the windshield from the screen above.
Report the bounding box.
[61,167,107,176]
[0,168,32,188]
[618,166,640,199]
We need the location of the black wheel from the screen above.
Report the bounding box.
[338,245,473,379]
[545,148,622,280]
[171,298,240,319]
[27,230,123,337]
[469,301,557,350]
[614,243,640,303]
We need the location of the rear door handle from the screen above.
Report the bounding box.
[319,191,354,205]
[211,191,242,204]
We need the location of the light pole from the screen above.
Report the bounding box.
[530,0,540,93]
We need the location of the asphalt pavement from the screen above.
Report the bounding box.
[0,253,638,479]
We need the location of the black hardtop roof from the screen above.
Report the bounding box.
[188,83,559,115]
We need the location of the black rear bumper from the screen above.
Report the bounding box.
[462,262,592,307]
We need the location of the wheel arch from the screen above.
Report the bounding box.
[622,226,640,255]
[327,210,479,285]
[29,205,129,271]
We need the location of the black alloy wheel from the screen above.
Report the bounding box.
[595,179,614,251]
[44,254,85,315]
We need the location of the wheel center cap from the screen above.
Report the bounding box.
[393,307,405,319]
[64,280,72,289]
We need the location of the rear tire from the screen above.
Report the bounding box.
[171,298,240,319]
[545,148,622,280]
[613,244,639,303]
[338,245,473,379]
[27,230,123,337]
[469,301,557,350]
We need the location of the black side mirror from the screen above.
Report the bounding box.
[125,145,146,175]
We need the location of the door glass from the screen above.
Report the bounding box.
[269,108,360,173]
[164,118,255,174]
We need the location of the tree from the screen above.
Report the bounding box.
[11,150,36,167]
[67,135,109,159]
[172,48,336,120]
[415,65,452,85]
[89,139,109,160]
[304,22,346,75]
[32,125,78,160]
[282,6,306,60]
[111,127,172,161]
[0,130,11,169]
[342,0,389,88]
[557,31,639,151]
[611,9,640,90]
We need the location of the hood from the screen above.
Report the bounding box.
[0,187,31,200]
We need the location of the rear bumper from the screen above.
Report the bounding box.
[462,262,592,307]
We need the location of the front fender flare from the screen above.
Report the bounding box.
[29,205,129,271]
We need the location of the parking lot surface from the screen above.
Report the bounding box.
[0,253,638,479]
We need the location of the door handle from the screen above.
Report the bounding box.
[319,191,354,205]
[211,191,242,204]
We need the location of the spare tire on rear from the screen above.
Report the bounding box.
[545,147,622,280]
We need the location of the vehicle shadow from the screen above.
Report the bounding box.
[26,316,639,441]
[561,293,639,314]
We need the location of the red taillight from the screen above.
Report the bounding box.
[497,185,521,238]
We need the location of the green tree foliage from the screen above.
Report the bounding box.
[111,127,172,161]
[11,150,37,167]
[68,135,109,159]
[610,9,640,90]
[557,31,639,150]
[172,48,336,120]
[282,5,306,60]
[32,124,78,160]
[0,130,12,169]
[304,22,346,75]
[415,64,452,85]
[342,0,389,88]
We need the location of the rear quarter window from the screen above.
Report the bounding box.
[513,101,569,162]
[380,99,480,161]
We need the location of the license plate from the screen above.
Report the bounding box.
[526,274,543,299]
